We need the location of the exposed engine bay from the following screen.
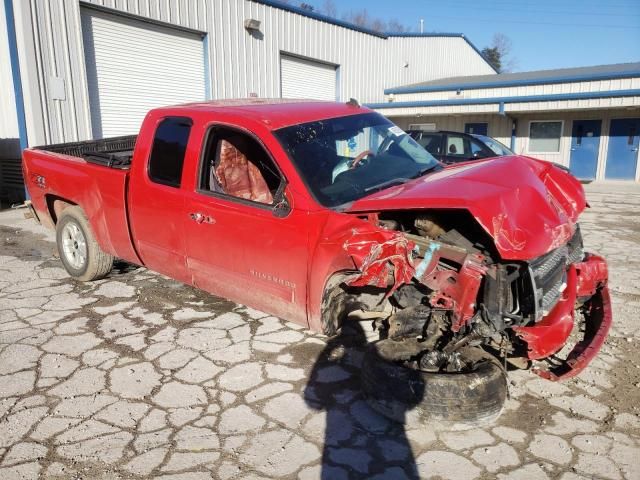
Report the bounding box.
[337,210,611,382]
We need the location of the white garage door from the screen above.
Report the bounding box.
[280,54,337,101]
[81,8,206,138]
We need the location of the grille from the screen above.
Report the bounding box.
[529,245,568,320]
[567,225,584,264]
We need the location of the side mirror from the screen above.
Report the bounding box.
[272,188,291,218]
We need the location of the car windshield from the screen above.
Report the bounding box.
[476,135,514,156]
[273,112,440,208]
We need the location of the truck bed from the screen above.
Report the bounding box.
[35,135,137,169]
[23,140,141,266]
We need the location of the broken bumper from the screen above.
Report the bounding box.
[513,253,612,381]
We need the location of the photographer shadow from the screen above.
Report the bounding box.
[304,321,423,480]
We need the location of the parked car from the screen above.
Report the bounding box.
[408,129,514,164]
[23,100,611,425]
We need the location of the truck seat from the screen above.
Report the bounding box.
[214,139,273,204]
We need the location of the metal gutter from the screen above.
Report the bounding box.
[251,0,387,38]
[385,68,640,94]
[366,88,640,109]
[4,0,28,151]
[203,34,211,100]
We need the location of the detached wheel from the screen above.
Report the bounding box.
[362,342,507,426]
[56,206,114,281]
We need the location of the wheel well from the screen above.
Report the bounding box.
[320,271,388,336]
[46,195,77,225]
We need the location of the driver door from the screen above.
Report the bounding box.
[182,127,309,324]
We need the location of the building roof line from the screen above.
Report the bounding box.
[385,64,640,94]
[251,1,499,73]
[252,0,387,37]
[366,88,640,109]
[252,0,470,39]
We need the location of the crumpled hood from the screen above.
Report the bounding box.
[347,155,586,260]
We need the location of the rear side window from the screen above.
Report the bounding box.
[148,117,193,187]
[415,133,442,155]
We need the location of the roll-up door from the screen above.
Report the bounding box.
[81,8,206,138]
[280,54,337,101]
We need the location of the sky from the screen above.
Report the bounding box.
[305,0,640,72]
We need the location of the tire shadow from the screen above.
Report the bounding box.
[304,321,422,479]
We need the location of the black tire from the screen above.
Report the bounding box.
[320,273,360,337]
[321,280,349,337]
[56,206,114,281]
[362,342,507,426]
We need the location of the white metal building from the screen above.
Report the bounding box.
[369,63,640,182]
[0,0,496,202]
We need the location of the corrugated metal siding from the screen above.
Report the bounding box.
[14,0,495,146]
[0,0,19,140]
[384,36,495,90]
[10,0,93,146]
[81,7,205,137]
[387,77,640,103]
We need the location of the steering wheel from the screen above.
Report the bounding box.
[350,150,375,169]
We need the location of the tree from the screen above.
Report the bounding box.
[481,46,502,72]
[342,8,413,33]
[387,19,409,33]
[344,9,371,28]
[481,33,517,73]
[321,0,337,17]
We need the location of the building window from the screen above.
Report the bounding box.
[148,117,193,187]
[528,121,563,153]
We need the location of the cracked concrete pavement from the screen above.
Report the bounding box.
[0,183,639,479]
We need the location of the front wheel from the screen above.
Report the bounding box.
[56,206,114,281]
[361,342,508,426]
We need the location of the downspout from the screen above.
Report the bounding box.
[4,0,29,198]
[510,118,518,152]
[497,102,517,152]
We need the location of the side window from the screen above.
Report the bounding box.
[148,117,192,187]
[446,135,471,157]
[200,128,283,205]
[416,133,442,155]
[470,139,489,158]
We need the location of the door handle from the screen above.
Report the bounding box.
[189,212,215,224]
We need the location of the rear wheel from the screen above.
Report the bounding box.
[56,206,114,281]
[362,342,508,426]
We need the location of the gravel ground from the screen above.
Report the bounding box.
[0,183,639,480]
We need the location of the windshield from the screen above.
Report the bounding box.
[476,135,514,156]
[274,112,440,208]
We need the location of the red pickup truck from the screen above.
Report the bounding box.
[23,99,611,424]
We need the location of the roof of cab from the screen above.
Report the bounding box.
[150,98,371,130]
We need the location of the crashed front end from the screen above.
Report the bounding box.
[343,220,612,382]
